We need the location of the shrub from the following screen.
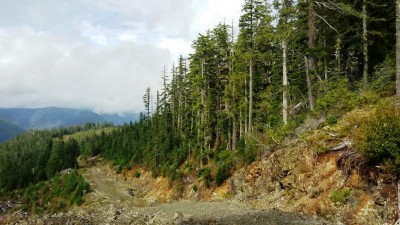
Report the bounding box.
[192,184,198,192]
[177,182,185,194]
[21,171,90,214]
[244,142,257,164]
[330,187,352,204]
[236,138,257,165]
[197,167,211,187]
[134,171,141,178]
[316,78,358,117]
[216,163,230,186]
[357,100,400,170]
[370,56,396,97]
[168,163,179,181]
[116,165,122,174]
[326,115,337,125]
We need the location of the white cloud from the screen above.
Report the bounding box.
[192,0,243,35]
[158,38,193,59]
[0,0,243,113]
[0,26,170,113]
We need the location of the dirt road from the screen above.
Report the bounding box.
[73,164,330,225]
[85,166,131,203]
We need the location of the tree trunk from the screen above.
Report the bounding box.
[335,36,341,73]
[362,0,369,87]
[244,71,248,135]
[396,0,400,99]
[305,56,314,111]
[282,39,288,125]
[308,0,316,111]
[239,110,243,139]
[248,58,253,134]
[308,0,316,72]
[324,37,328,80]
[200,59,205,166]
[232,119,237,151]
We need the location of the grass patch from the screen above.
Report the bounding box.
[330,187,352,205]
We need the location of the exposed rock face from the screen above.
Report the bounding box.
[226,142,397,224]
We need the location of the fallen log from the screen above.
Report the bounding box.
[330,139,352,151]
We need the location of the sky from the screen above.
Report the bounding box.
[0,0,243,114]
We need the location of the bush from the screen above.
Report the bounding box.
[134,171,141,178]
[197,167,211,187]
[357,100,400,170]
[326,115,337,125]
[116,165,122,174]
[236,138,257,165]
[316,78,358,117]
[371,56,396,97]
[330,187,352,204]
[20,171,90,214]
[216,163,230,186]
[192,184,198,192]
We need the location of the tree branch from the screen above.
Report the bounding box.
[315,13,338,33]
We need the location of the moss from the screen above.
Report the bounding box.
[330,187,352,205]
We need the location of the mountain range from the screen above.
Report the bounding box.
[0,119,25,142]
[0,107,140,142]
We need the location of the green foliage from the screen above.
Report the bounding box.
[357,100,400,170]
[316,79,358,117]
[371,56,396,97]
[20,171,90,214]
[116,165,122,174]
[235,138,257,165]
[330,187,352,204]
[135,171,141,178]
[197,167,211,187]
[0,130,82,193]
[216,163,230,186]
[215,150,234,186]
[326,115,338,125]
[192,184,198,192]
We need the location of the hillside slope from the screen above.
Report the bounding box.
[0,120,24,142]
[1,101,398,224]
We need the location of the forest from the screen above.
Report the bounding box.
[1,0,400,213]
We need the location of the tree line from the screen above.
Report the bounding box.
[82,0,400,181]
[1,0,400,193]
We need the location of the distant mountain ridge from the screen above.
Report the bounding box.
[0,119,25,142]
[0,107,139,142]
[0,107,105,130]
